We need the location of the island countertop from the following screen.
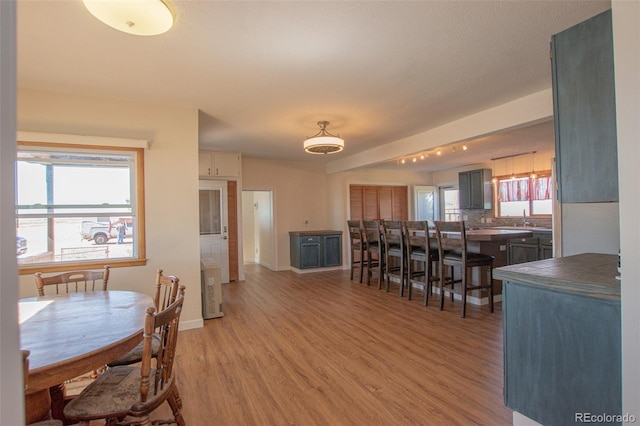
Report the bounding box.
[494,252,620,301]
[465,228,533,242]
[289,230,343,236]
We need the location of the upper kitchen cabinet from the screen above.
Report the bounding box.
[459,169,492,210]
[551,9,618,203]
[199,151,241,177]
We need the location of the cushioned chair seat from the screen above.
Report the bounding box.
[107,334,161,367]
[443,252,494,265]
[64,367,169,420]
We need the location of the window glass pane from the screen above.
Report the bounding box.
[442,188,460,221]
[416,189,435,221]
[199,189,222,235]
[532,199,553,215]
[495,174,552,218]
[16,216,135,265]
[500,201,530,217]
[16,145,140,267]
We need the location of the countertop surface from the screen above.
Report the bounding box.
[479,226,552,233]
[466,228,533,242]
[289,230,343,236]
[494,253,620,301]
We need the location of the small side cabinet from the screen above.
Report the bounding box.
[290,231,343,271]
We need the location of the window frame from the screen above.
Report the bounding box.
[492,169,553,218]
[17,140,147,275]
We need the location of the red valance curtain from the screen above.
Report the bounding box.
[498,176,552,202]
[499,179,529,202]
[532,176,552,200]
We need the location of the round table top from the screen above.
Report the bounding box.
[19,290,153,391]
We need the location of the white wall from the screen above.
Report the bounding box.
[560,203,620,256]
[613,0,640,419]
[0,2,24,425]
[16,89,204,329]
[241,192,257,263]
[255,191,274,269]
[242,158,331,271]
[241,190,274,269]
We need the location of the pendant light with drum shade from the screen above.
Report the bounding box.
[303,121,344,154]
[83,0,174,36]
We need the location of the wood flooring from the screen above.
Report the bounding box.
[132,264,512,425]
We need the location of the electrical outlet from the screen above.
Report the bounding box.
[486,218,492,223]
[463,215,469,221]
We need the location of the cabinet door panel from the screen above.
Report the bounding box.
[213,152,240,177]
[198,151,212,176]
[552,9,618,202]
[459,172,471,209]
[300,242,321,268]
[363,186,379,220]
[349,186,363,221]
[322,235,342,267]
[508,244,538,265]
[392,186,408,220]
[469,170,484,209]
[378,187,393,220]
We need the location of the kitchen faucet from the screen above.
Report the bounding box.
[523,209,530,227]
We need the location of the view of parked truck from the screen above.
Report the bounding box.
[80,218,133,244]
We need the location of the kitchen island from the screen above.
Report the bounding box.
[465,228,534,296]
[494,253,621,426]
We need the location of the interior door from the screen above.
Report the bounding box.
[199,180,229,283]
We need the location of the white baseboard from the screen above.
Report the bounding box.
[179,318,204,331]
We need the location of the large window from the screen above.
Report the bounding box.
[16,142,146,273]
[495,172,553,217]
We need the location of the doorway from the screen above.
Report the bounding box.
[199,180,230,283]
[242,190,275,270]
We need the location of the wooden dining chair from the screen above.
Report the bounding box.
[22,350,64,426]
[20,349,63,426]
[403,220,439,305]
[434,221,495,318]
[381,220,406,296]
[34,265,110,296]
[64,286,186,426]
[33,266,112,393]
[347,220,368,283]
[107,269,181,367]
[363,220,384,288]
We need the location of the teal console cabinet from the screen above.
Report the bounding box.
[290,231,343,271]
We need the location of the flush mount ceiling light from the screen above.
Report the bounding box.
[303,121,344,155]
[83,0,174,36]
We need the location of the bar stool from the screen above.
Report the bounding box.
[434,220,494,318]
[403,221,439,305]
[363,220,384,288]
[347,220,368,283]
[381,220,406,296]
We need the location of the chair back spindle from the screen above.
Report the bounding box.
[35,266,110,296]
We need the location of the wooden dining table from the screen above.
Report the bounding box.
[19,290,153,423]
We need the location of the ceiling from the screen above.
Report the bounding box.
[16,0,611,172]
